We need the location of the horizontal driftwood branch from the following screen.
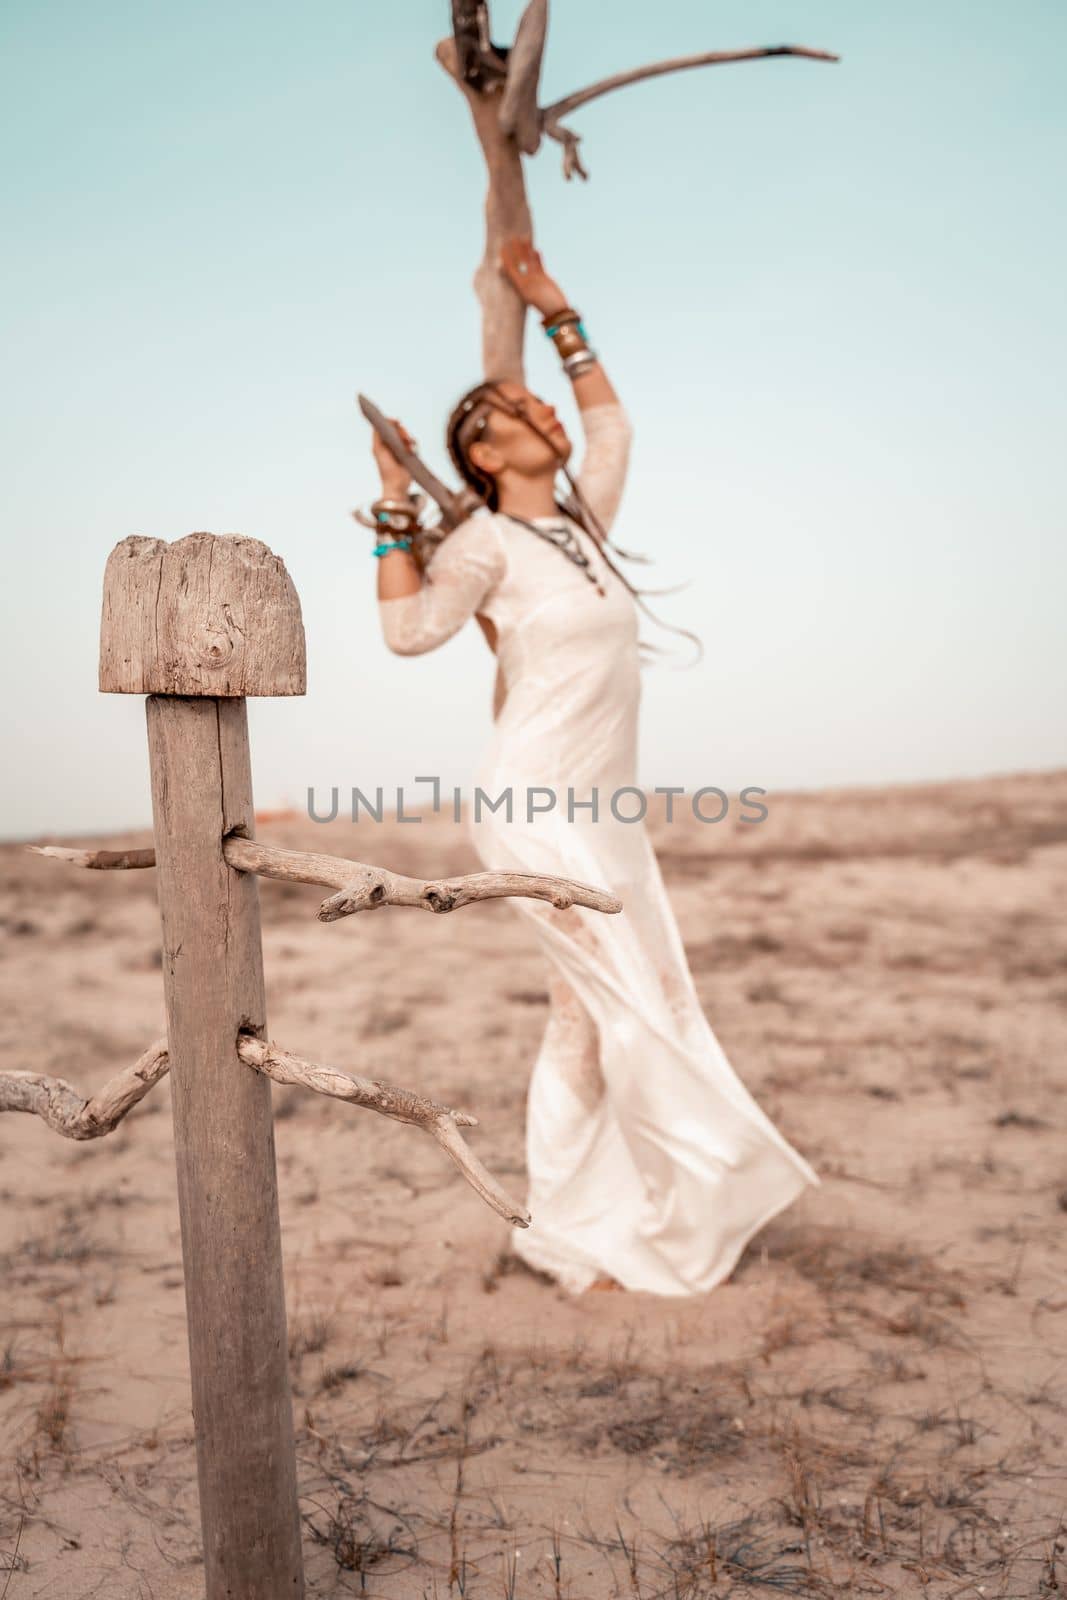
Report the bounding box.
[221,836,623,921]
[0,1037,169,1139]
[28,838,622,922]
[237,1035,529,1226]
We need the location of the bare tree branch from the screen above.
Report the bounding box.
[543,42,838,124]
[543,121,588,182]
[221,836,622,921]
[27,836,623,920]
[0,1037,169,1139]
[236,1035,529,1226]
[541,44,839,178]
[498,0,548,155]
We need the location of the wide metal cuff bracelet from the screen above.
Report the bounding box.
[562,347,598,377]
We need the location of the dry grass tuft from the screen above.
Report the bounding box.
[301,1485,417,1580]
[770,1226,970,1308]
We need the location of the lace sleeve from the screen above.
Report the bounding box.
[378,515,507,656]
[576,401,634,537]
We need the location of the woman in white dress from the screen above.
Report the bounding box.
[369,237,819,1295]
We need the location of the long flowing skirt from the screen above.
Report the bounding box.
[468,763,820,1297]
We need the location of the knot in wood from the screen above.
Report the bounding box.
[193,615,237,672]
[423,887,456,913]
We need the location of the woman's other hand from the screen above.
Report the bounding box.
[371,418,416,498]
[499,235,567,319]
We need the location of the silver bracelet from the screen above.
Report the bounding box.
[372,495,418,529]
[372,497,417,513]
[353,488,425,534]
[562,346,598,378]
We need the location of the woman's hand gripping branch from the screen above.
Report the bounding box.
[498,235,618,410]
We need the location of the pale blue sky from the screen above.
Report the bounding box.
[2,1,1064,836]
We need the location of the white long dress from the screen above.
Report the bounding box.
[379,403,820,1295]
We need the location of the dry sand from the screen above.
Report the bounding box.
[1,771,1065,1598]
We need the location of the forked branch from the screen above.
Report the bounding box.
[542,44,840,179]
[238,1035,529,1226]
[0,1036,169,1139]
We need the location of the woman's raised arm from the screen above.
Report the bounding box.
[499,236,633,536]
[498,235,622,412]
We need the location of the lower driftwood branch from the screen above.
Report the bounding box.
[28,838,622,922]
[237,1035,529,1226]
[0,1037,169,1139]
[0,1031,528,1225]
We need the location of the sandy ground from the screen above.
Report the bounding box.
[1,770,1065,1599]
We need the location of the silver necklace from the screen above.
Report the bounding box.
[500,513,606,597]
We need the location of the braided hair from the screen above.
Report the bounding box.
[445,380,702,665]
[446,378,509,510]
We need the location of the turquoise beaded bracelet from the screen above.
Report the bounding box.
[545,319,587,340]
[372,538,413,557]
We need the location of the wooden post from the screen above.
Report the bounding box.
[100,533,307,1598]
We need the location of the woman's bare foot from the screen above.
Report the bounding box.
[586,1274,625,1292]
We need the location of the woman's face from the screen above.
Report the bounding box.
[468,381,573,481]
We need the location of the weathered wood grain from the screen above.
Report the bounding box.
[146,694,304,1598]
[99,533,306,697]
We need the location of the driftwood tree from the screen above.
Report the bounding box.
[2,531,619,1599]
[358,2,836,555]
